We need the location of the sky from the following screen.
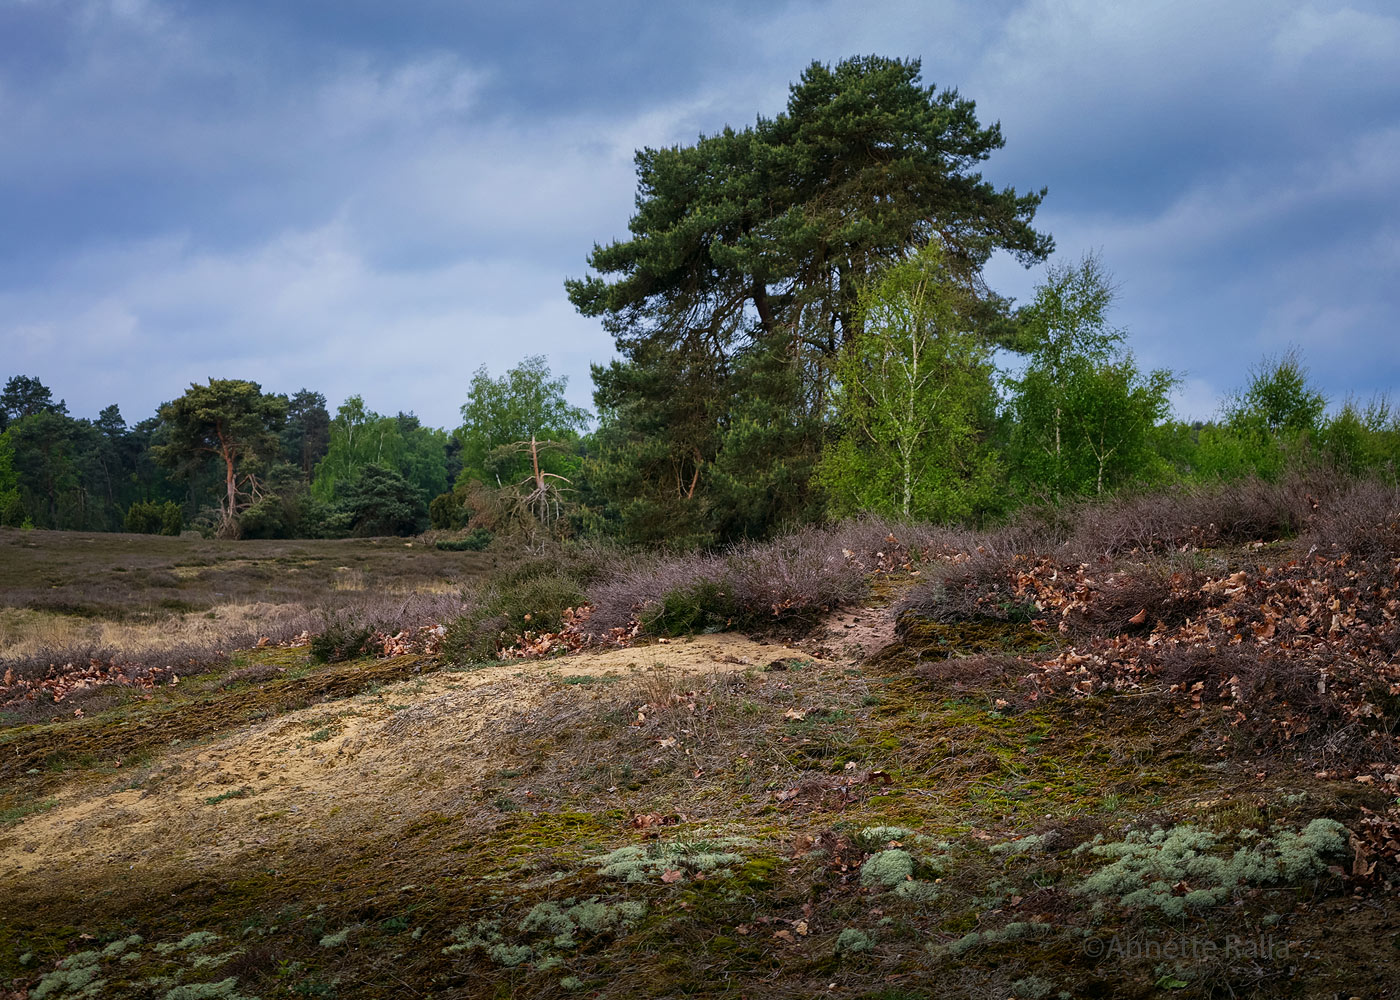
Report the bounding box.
[1,0,1397,429]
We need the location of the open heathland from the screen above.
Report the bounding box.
[2,477,1399,999]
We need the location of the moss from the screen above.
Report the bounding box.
[0,652,436,802]
[890,617,1053,660]
[0,797,58,825]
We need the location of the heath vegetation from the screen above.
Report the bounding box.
[4,53,1400,1000]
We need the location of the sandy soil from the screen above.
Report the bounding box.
[0,633,829,876]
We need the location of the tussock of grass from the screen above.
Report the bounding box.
[0,796,58,824]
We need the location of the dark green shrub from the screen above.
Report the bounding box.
[429,489,471,530]
[441,572,587,664]
[310,613,375,663]
[495,574,586,635]
[440,612,505,664]
[435,528,493,552]
[333,465,428,537]
[159,501,183,536]
[640,580,736,636]
[123,501,163,535]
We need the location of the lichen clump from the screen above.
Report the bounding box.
[446,898,647,969]
[586,837,754,882]
[31,951,103,1000]
[519,898,647,947]
[835,928,875,954]
[1077,818,1349,916]
[860,849,915,888]
[154,931,222,956]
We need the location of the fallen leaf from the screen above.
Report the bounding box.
[661,869,684,883]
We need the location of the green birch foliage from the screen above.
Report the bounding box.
[1320,396,1400,475]
[816,246,1003,522]
[1006,256,1176,498]
[455,356,589,489]
[313,397,448,503]
[1191,350,1326,481]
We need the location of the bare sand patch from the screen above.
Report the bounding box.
[0,633,815,876]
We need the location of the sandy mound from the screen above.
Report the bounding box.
[0,633,817,875]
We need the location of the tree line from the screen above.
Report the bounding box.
[3,56,1396,544]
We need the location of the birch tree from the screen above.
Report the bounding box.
[1006,255,1176,498]
[816,246,1001,522]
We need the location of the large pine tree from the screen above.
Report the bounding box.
[568,55,1052,544]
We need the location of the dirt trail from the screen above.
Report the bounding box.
[0,633,833,876]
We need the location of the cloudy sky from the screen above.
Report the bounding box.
[1,0,1397,429]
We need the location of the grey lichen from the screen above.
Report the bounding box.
[586,837,753,882]
[518,898,645,944]
[162,981,257,1000]
[893,880,941,903]
[835,928,875,954]
[101,935,143,958]
[30,951,103,1000]
[1077,818,1349,916]
[154,931,221,956]
[860,849,915,888]
[990,832,1056,856]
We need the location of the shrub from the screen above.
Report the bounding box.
[587,523,876,640]
[125,500,181,535]
[159,501,183,536]
[333,464,428,537]
[429,488,471,531]
[435,527,493,552]
[641,580,737,636]
[1063,477,1309,557]
[309,612,375,663]
[441,571,587,663]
